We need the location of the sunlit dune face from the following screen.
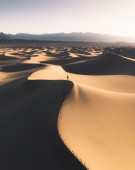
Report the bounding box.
[1,46,135,170]
[58,84,135,170]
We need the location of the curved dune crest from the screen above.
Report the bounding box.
[66,74,135,93]
[1,47,135,170]
[28,64,135,93]
[58,83,135,170]
[28,65,67,80]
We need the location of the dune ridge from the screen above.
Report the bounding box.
[1,46,135,170]
[0,78,86,170]
[58,82,135,170]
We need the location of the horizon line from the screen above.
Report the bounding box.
[1,31,135,39]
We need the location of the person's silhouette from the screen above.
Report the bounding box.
[67,75,69,80]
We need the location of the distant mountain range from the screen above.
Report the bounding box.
[0,32,135,43]
[0,32,11,40]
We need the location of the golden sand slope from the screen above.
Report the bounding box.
[57,53,135,170]
[29,64,135,93]
[28,62,135,169]
[67,74,135,93]
[1,47,135,170]
[28,65,67,80]
[58,83,135,170]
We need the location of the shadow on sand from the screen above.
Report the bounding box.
[63,53,135,76]
[0,78,86,170]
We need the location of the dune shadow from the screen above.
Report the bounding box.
[42,56,95,66]
[105,47,135,59]
[0,54,18,61]
[2,63,45,72]
[63,53,135,76]
[0,79,86,170]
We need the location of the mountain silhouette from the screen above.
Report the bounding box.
[0,32,135,43]
[0,32,11,40]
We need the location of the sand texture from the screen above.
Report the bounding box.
[0,46,135,170]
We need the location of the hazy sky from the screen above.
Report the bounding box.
[0,0,135,37]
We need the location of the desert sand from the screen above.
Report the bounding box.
[0,46,135,170]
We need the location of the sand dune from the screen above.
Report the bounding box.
[56,51,135,170]
[0,68,43,86]
[58,83,135,170]
[30,52,58,62]
[29,64,135,93]
[0,78,85,170]
[69,52,79,58]
[67,74,135,93]
[2,63,44,72]
[1,46,135,170]
[63,53,135,75]
[28,65,67,80]
[0,54,17,61]
[0,53,23,68]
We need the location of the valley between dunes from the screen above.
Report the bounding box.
[0,46,135,170]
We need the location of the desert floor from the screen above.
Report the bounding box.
[0,46,135,170]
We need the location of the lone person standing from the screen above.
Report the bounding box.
[67,75,69,80]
